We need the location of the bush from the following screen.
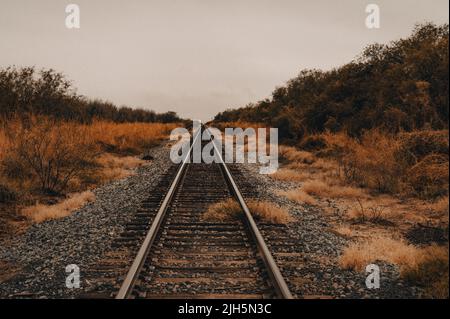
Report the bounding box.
[0,183,16,203]
[2,118,98,194]
[406,154,449,198]
[299,129,449,198]
[397,130,449,165]
[299,135,327,151]
[0,66,182,124]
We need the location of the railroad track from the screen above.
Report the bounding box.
[85,126,293,299]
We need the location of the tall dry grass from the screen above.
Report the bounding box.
[300,129,449,199]
[202,198,291,224]
[0,117,177,222]
[202,199,242,221]
[277,188,318,206]
[22,191,95,223]
[2,118,97,194]
[340,236,448,298]
[247,200,292,224]
[0,117,177,195]
[88,121,177,154]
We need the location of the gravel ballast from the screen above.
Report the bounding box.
[235,162,424,299]
[0,145,172,298]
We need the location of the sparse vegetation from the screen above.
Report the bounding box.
[202,199,242,221]
[339,236,422,273]
[0,117,177,196]
[333,226,353,238]
[301,180,366,199]
[0,116,178,227]
[22,191,95,223]
[271,169,311,182]
[0,64,183,228]
[247,200,292,224]
[403,245,449,298]
[94,153,146,182]
[2,117,98,195]
[203,198,291,224]
[277,189,318,206]
[340,237,449,298]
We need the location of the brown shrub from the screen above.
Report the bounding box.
[0,118,176,196]
[346,199,393,225]
[89,121,178,154]
[0,183,16,203]
[301,180,366,199]
[316,131,357,160]
[203,199,291,224]
[270,169,312,182]
[397,130,449,165]
[2,118,98,194]
[299,135,327,151]
[426,196,449,215]
[277,189,318,205]
[247,200,292,224]
[339,236,422,272]
[202,199,242,221]
[344,130,403,193]
[304,129,449,199]
[406,154,449,198]
[279,146,315,164]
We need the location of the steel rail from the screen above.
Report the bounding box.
[115,127,202,299]
[205,126,294,299]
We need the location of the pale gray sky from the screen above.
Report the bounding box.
[0,0,448,121]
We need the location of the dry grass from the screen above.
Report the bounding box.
[1,117,175,226]
[247,200,292,224]
[95,153,146,181]
[301,180,366,199]
[88,121,178,154]
[277,189,318,205]
[339,236,422,272]
[304,129,449,198]
[279,146,315,164]
[402,245,449,298]
[426,196,449,215]
[203,199,291,224]
[22,191,95,223]
[0,117,175,195]
[340,236,449,298]
[202,199,242,221]
[1,118,98,194]
[270,169,312,182]
[346,199,392,224]
[333,226,354,237]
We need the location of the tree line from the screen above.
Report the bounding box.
[0,66,182,123]
[214,23,449,140]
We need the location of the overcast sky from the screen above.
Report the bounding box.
[0,0,448,121]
